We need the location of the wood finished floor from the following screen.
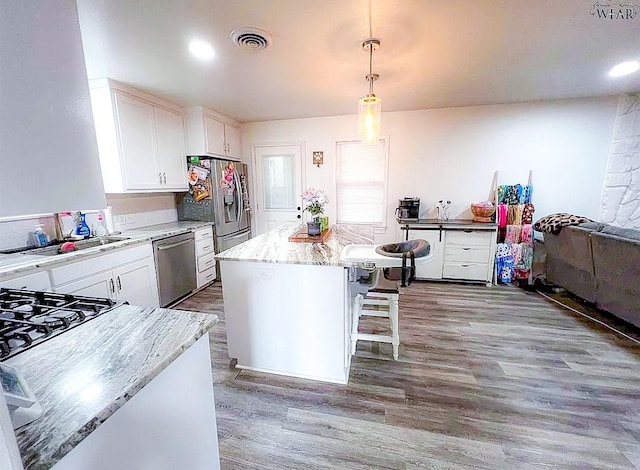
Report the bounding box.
[175,281,640,469]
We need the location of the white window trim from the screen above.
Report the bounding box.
[333,136,390,229]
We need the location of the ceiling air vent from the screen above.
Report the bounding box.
[230,27,273,51]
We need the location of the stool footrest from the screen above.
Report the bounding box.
[360,310,391,318]
[353,333,393,344]
[362,299,391,307]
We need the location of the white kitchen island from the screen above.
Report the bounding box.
[216,224,373,384]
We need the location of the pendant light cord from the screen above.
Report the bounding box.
[368,0,372,38]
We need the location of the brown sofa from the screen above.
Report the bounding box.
[543,222,640,328]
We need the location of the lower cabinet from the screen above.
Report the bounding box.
[0,271,52,291]
[407,229,444,280]
[442,230,495,284]
[52,244,159,307]
[52,334,220,470]
[404,225,497,285]
[194,226,216,286]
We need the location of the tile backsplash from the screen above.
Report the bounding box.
[0,193,179,251]
[0,216,57,250]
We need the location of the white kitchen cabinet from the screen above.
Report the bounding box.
[407,229,443,280]
[155,106,188,188]
[221,260,350,384]
[52,243,160,307]
[223,123,241,158]
[401,223,497,285]
[89,78,188,193]
[204,115,225,156]
[58,271,113,299]
[114,92,158,190]
[185,106,241,159]
[442,230,495,284]
[0,271,52,291]
[52,334,220,470]
[194,226,216,287]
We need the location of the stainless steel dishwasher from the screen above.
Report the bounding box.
[153,231,197,306]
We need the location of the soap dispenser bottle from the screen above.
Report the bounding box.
[74,213,91,239]
[32,225,49,247]
[95,212,108,237]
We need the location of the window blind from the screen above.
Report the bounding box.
[336,139,388,226]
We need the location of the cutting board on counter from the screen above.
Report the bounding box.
[288,226,332,243]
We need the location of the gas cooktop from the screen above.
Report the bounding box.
[0,289,120,359]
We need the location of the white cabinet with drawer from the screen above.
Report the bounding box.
[442,229,496,284]
[52,243,159,307]
[194,226,216,287]
[0,271,52,291]
[400,222,497,285]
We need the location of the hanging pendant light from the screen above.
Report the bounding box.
[358,38,381,145]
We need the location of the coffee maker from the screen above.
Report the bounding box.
[395,197,420,219]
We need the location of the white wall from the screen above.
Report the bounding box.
[242,96,617,243]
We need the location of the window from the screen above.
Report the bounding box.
[261,154,295,210]
[335,138,388,226]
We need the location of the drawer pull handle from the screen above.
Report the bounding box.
[463,248,470,251]
[463,229,473,233]
[461,264,470,268]
[205,260,213,266]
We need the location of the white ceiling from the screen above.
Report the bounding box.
[77,0,640,123]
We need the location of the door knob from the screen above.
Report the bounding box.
[297,206,301,211]
[297,214,301,219]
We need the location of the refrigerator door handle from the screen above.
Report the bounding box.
[234,170,243,224]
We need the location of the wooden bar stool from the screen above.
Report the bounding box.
[351,271,400,360]
[349,239,430,361]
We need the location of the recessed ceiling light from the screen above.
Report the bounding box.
[609,60,639,78]
[189,40,215,61]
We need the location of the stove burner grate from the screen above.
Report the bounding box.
[0,288,121,359]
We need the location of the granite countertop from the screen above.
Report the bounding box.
[216,224,374,266]
[6,304,218,470]
[0,221,212,280]
[397,218,497,229]
[120,220,213,241]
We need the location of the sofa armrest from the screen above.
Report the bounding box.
[591,231,640,328]
[544,225,597,302]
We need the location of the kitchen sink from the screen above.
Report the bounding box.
[20,236,130,256]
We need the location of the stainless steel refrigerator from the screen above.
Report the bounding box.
[177,156,251,255]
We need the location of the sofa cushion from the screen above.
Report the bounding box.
[599,225,640,241]
[533,213,593,234]
[578,221,607,231]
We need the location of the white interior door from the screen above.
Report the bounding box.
[253,145,303,234]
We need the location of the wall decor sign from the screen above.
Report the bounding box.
[312,151,324,167]
[590,2,639,19]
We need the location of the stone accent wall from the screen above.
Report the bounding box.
[600,94,640,227]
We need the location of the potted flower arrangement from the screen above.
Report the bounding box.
[301,188,328,236]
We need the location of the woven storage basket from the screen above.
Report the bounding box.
[470,203,495,222]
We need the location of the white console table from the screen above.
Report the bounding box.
[398,219,497,286]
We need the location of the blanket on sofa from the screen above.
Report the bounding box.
[533,213,593,234]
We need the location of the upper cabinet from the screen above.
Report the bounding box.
[89,78,188,193]
[185,106,241,160]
